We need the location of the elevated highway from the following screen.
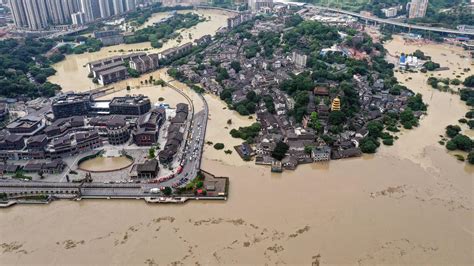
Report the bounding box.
[279,1,474,37]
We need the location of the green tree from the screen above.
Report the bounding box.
[367,121,384,138]
[328,111,345,125]
[308,112,322,133]
[213,143,225,150]
[360,137,379,154]
[271,141,289,161]
[230,61,241,73]
[446,140,457,151]
[451,134,473,152]
[468,151,474,165]
[463,75,474,87]
[148,148,156,158]
[446,125,461,138]
[163,186,172,196]
[423,61,440,71]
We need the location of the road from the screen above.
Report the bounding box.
[156,80,209,190]
[279,1,474,37]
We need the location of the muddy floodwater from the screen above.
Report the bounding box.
[48,9,232,92]
[1,19,474,266]
[78,156,133,172]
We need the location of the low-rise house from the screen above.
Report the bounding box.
[0,134,24,151]
[282,156,298,170]
[0,164,19,174]
[26,134,48,159]
[44,116,85,137]
[137,159,159,178]
[42,159,66,174]
[6,115,45,136]
[312,145,331,162]
[23,161,43,173]
[171,103,189,124]
[331,147,362,160]
[314,86,329,96]
[271,160,283,172]
[0,103,9,121]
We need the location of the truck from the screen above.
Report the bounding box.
[149,188,160,194]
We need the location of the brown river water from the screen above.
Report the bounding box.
[0,15,473,265]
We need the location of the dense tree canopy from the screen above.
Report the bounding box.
[0,38,63,98]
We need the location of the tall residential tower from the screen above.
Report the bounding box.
[408,0,429,19]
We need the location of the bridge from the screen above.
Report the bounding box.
[279,1,474,37]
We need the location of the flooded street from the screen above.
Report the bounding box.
[1,14,473,265]
[47,9,232,92]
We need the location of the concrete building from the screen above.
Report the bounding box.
[133,108,165,146]
[111,0,124,15]
[52,93,92,119]
[71,11,85,25]
[6,115,45,136]
[136,159,159,178]
[109,95,151,116]
[93,30,124,46]
[381,7,398,18]
[22,0,49,30]
[99,0,111,18]
[87,52,146,75]
[47,130,102,158]
[311,146,331,162]
[79,0,101,22]
[248,0,273,12]
[292,51,307,68]
[97,66,128,85]
[408,0,429,19]
[124,0,136,12]
[9,0,28,27]
[89,115,130,145]
[129,54,159,74]
[45,0,80,25]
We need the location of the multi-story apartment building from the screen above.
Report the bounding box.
[408,0,429,19]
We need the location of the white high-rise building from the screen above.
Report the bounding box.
[408,0,429,19]
[71,11,85,25]
[99,0,111,18]
[22,0,49,30]
[124,0,136,12]
[45,0,78,25]
[248,0,273,12]
[9,0,28,27]
[111,0,124,15]
[79,0,100,22]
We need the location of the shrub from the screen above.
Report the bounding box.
[446,140,457,150]
[454,154,465,161]
[213,143,225,150]
[468,151,474,164]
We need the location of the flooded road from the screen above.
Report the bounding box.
[48,9,232,92]
[1,18,473,266]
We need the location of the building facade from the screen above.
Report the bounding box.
[408,0,429,19]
